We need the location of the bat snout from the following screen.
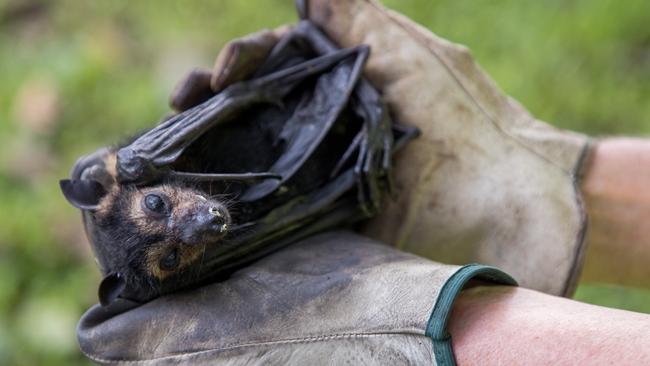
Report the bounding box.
[178,202,231,245]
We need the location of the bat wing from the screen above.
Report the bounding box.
[156,23,420,296]
[239,40,368,201]
[115,45,366,185]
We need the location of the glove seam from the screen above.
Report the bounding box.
[81,331,431,365]
[560,139,594,297]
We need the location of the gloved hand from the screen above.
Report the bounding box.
[303,0,591,297]
[170,0,590,297]
[78,231,515,365]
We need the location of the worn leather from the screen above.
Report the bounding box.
[78,231,469,365]
[303,0,590,296]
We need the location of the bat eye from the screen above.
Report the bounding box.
[159,247,180,271]
[143,193,169,216]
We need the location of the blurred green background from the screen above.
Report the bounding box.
[1,0,650,364]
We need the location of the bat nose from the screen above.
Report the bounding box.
[207,206,229,232]
[208,206,223,218]
[178,204,231,245]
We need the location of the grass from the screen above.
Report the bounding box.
[1,1,649,364]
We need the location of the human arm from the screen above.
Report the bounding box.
[580,138,650,288]
[449,285,650,365]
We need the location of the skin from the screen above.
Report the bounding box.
[448,286,650,365]
[447,138,650,364]
[580,138,650,288]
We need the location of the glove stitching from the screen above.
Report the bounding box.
[81,331,428,365]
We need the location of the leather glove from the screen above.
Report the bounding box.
[301,0,591,297]
[78,231,515,365]
[170,0,590,297]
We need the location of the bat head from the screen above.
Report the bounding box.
[61,177,232,305]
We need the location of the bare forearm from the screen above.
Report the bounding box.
[580,138,650,287]
[448,286,650,365]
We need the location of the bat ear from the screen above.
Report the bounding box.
[70,147,116,190]
[98,272,126,306]
[59,179,107,211]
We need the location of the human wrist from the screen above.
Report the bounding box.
[581,138,650,203]
[448,285,650,365]
[580,138,650,286]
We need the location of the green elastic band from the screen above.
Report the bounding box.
[426,264,517,366]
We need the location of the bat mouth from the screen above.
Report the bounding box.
[180,227,228,246]
[209,222,229,233]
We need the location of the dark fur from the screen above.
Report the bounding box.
[85,178,232,301]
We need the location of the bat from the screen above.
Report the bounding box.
[60,21,419,305]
